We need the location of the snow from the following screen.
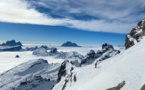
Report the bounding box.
[0,59,60,90]
[0,51,63,74]
[52,37,145,90]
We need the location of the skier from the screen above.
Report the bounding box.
[95,62,97,68]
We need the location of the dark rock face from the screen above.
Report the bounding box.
[0,40,22,46]
[125,20,145,49]
[81,43,120,66]
[107,81,125,90]
[57,60,69,83]
[61,41,81,47]
[56,60,76,90]
[141,84,145,90]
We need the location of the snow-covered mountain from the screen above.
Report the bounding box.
[81,43,120,66]
[0,59,60,90]
[52,37,145,90]
[33,47,84,63]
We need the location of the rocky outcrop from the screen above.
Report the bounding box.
[61,41,81,47]
[81,43,120,66]
[57,60,69,83]
[107,81,125,90]
[53,60,76,90]
[125,20,145,49]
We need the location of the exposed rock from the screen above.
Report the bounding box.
[107,81,125,90]
[81,43,120,66]
[125,20,145,49]
[61,41,81,47]
[141,84,145,90]
[57,60,69,83]
[54,60,76,90]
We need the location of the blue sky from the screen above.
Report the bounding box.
[0,0,144,46]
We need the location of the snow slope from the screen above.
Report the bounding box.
[0,59,60,90]
[53,37,145,90]
[0,51,63,74]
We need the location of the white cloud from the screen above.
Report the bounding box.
[0,0,144,34]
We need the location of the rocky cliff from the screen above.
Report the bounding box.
[125,20,145,49]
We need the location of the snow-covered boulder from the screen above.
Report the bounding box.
[61,41,81,47]
[0,59,60,90]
